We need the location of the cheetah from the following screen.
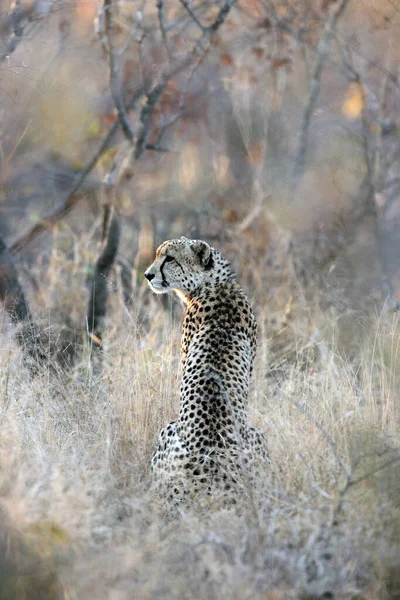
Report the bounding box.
[145,237,269,494]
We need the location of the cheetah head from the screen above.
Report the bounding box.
[144,237,213,299]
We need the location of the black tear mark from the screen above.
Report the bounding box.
[160,257,169,287]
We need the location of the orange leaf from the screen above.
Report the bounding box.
[271,57,291,70]
[220,53,233,67]
[342,82,364,120]
[223,208,240,222]
[103,110,118,125]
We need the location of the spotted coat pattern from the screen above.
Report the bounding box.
[144,237,269,492]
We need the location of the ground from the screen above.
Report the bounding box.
[0,232,399,599]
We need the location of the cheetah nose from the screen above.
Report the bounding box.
[145,271,155,282]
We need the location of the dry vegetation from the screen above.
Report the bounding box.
[1,241,400,599]
[1,0,400,598]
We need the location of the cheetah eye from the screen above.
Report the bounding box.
[165,255,175,263]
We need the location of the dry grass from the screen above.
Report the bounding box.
[0,232,400,600]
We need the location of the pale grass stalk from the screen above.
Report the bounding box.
[0,236,399,598]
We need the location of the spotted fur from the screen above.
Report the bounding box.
[145,237,269,493]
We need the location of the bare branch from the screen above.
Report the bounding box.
[152,46,208,149]
[134,0,237,161]
[104,0,135,145]
[145,143,176,153]
[10,121,118,254]
[179,0,206,32]
[293,0,351,182]
[10,0,237,253]
[134,80,167,160]
[333,44,396,302]
[207,0,236,33]
[332,453,400,524]
[87,206,120,347]
[0,235,56,374]
[348,454,400,488]
[103,141,134,186]
[260,2,350,81]
[0,1,44,64]
[334,29,400,92]
[0,236,31,323]
[157,0,171,60]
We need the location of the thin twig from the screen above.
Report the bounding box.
[297,400,350,479]
[156,0,171,60]
[153,48,209,148]
[179,0,206,32]
[374,44,393,194]
[103,140,133,186]
[1,2,36,63]
[104,0,135,144]
[10,0,238,253]
[0,235,31,323]
[10,70,147,254]
[87,206,120,345]
[336,45,396,301]
[332,453,400,524]
[207,0,236,33]
[151,2,229,150]
[293,0,351,182]
[145,143,176,153]
[10,121,118,254]
[335,29,400,92]
[134,80,168,160]
[260,1,350,80]
[134,0,237,161]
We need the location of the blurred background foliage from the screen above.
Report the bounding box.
[1,0,400,336]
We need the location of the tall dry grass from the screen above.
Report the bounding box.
[0,228,399,599]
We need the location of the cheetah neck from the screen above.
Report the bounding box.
[174,249,235,304]
[174,288,192,305]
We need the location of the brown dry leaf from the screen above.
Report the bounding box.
[241,0,264,18]
[111,22,124,36]
[223,20,236,32]
[237,66,256,84]
[247,141,264,167]
[223,208,240,223]
[252,47,265,60]
[342,82,364,120]
[276,5,289,18]
[171,34,182,48]
[220,53,234,67]
[271,57,291,70]
[256,17,271,29]
[212,33,222,46]
[103,109,118,126]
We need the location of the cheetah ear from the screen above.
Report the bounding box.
[191,240,211,266]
